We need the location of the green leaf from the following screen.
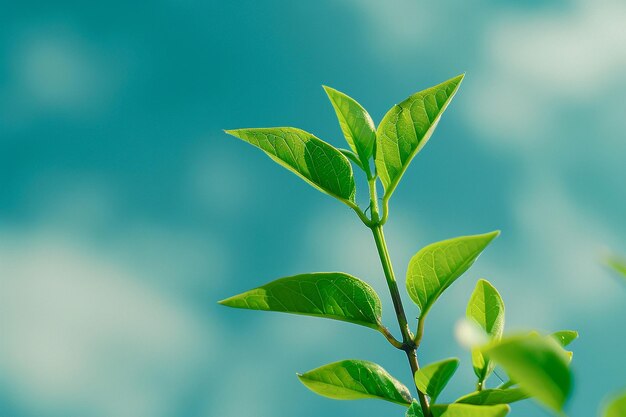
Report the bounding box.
[324,86,376,170]
[455,388,528,405]
[225,127,356,203]
[467,279,505,384]
[406,400,424,417]
[339,148,365,170]
[483,334,572,412]
[604,391,626,417]
[375,74,464,198]
[219,272,383,330]
[406,231,500,318]
[414,358,459,403]
[297,359,412,405]
[549,330,577,363]
[431,404,510,417]
[551,330,578,347]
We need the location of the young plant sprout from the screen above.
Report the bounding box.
[219,75,578,417]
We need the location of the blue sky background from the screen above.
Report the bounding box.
[1,1,626,416]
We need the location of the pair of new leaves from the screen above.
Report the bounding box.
[220,232,575,416]
[225,74,464,208]
[220,76,576,416]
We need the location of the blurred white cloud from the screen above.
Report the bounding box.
[461,0,626,330]
[513,178,621,304]
[1,25,126,129]
[468,178,624,332]
[488,0,626,98]
[186,139,254,217]
[0,230,214,417]
[466,0,626,147]
[340,0,440,57]
[0,176,223,416]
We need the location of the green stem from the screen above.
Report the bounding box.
[379,325,404,349]
[415,316,426,347]
[380,195,390,225]
[367,178,380,224]
[346,200,372,226]
[370,224,431,417]
[371,226,412,340]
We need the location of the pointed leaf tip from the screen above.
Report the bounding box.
[406,231,500,317]
[216,272,383,330]
[298,360,412,405]
[406,400,424,417]
[375,74,465,198]
[467,277,505,383]
[223,127,356,203]
[414,358,460,402]
[324,86,376,167]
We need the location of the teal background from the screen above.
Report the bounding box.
[1,1,625,416]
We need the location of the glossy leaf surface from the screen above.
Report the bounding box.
[225,127,356,203]
[219,272,382,330]
[456,388,528,405]
[406,231,500,317]
[414,358,459,402]
[406,400,424,417]
[298,360,412,405]
[467,279,505,383]
[375,74,464,198]
[431,404,510,417]
[324,86,376,168]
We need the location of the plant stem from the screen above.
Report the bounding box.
[379,326,404,349]
[371,226,412,340]
[370,224,432,417]
[415,316,426,347]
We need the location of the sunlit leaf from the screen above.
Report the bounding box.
[431,403,510,417]
[467,279,505,384]
[375,74,464,198]
[455,388,528,405]
[339,148,364,170]
[324,86,376,169]
[219,272,383,330]
[225,127,356,203]
[414,358,459,402]
[298,359,412,405]
[406,400,424,417]
[603,391,626,417]
[406,232,500,318]
[483,334,572,412]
